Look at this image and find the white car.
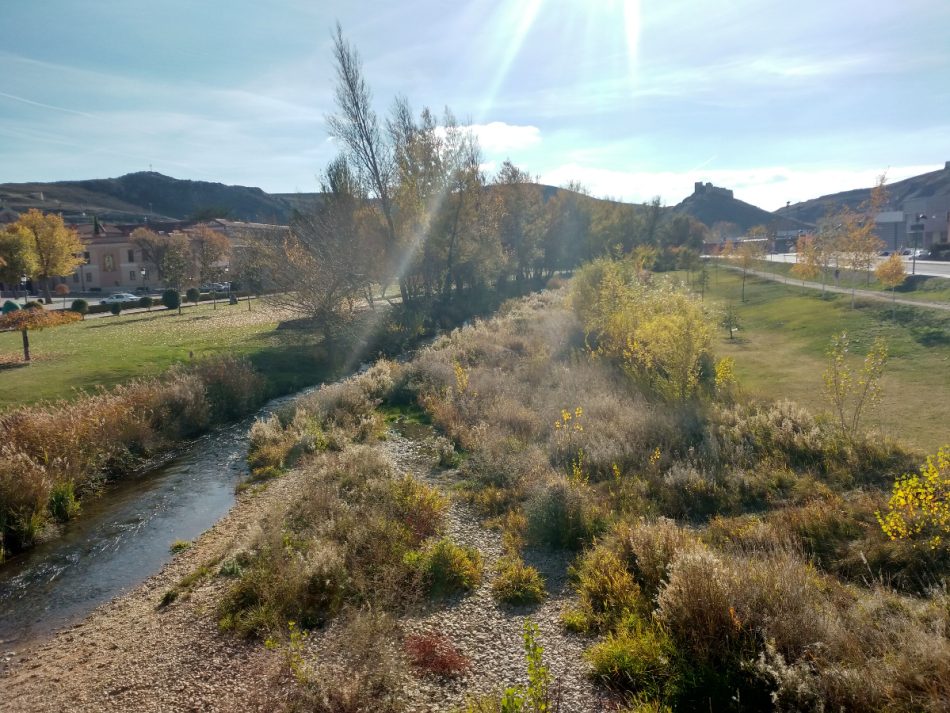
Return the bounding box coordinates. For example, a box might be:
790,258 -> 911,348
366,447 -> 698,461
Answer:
101,293 -> 140,305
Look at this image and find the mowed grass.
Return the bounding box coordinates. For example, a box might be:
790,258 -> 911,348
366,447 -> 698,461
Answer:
750,258 -> 950,303
0,301 -> 329,408
698,267 -> 950,452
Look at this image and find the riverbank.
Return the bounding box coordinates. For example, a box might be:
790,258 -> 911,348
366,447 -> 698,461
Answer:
0,458 -> 309,711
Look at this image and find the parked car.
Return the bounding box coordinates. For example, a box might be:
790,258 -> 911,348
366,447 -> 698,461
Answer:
879,249 -> 891,256
101,292 -> 140,305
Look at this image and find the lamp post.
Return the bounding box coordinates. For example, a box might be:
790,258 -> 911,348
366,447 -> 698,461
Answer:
20,275 -> 28,305
911,213 -> 927,276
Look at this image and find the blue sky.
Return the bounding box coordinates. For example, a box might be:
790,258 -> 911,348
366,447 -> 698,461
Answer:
1,0 -> 948,210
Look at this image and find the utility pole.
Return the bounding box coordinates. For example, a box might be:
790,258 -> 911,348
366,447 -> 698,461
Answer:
911,214 -> 927,276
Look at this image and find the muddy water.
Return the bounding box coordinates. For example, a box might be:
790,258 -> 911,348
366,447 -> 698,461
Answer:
0,393 -> 303,648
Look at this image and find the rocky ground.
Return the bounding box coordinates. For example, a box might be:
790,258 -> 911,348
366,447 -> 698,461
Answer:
1,422 -> 611,712
380,425 -> 610,712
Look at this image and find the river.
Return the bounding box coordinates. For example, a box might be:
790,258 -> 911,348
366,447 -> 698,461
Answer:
0,392 -> 303,648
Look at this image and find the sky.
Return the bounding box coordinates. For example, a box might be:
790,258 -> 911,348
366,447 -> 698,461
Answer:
1,0 -> 948,211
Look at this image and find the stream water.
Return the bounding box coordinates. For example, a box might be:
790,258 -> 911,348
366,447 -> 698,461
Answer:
0,392 -> 303,648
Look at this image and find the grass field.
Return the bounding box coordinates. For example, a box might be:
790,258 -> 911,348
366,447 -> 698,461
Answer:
0,301 -> 331,409
750,258 -> 950,303
696,267 -> 950,452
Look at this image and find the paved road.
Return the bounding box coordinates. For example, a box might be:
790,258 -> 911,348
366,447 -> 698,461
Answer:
766,253 -> 950,279
724,264 -> 950,312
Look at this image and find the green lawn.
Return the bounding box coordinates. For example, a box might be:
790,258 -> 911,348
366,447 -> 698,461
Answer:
695,267 -> 950,453
0,301 -> 330,408
750,259 -> 950,303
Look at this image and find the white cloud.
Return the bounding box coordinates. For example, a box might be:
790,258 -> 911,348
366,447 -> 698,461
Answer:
470,122 -> 541,153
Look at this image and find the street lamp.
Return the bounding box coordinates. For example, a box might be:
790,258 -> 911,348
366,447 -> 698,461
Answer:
20,275 -> 28,304
911,213 -> 927,276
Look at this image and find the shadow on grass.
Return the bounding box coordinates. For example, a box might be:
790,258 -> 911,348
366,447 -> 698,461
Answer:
0,360 -> 30,371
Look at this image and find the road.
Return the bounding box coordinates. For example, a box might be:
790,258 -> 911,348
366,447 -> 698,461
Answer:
766,253 -> 950,279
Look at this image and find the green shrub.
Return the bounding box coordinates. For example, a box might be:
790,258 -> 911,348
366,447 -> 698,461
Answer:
138,295 -> 153,310
491,556 -> 546,605
170,539 -> 191,553
23,300 -> 44,310
109,302 -> 122,316
186,287 -> 200,304
586,622 -> 679,698
564,541 -> 645,633
47,481 -> 80,522
406,537 -> 483,598
1,300 -> 19,314
69,298 -> 89,316
161,289 -> 180,310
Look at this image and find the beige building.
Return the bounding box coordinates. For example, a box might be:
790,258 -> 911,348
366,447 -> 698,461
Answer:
66,219 -> 263,293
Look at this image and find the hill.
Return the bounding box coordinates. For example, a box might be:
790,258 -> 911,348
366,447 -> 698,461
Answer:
671,181 -> 812,233
0,172 -> 297,224
777,162 -> 950,224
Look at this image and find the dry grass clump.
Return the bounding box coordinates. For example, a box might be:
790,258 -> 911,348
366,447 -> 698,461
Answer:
293,360 -> 394,442
283,610 -> 410,713
0,355 -> 263,559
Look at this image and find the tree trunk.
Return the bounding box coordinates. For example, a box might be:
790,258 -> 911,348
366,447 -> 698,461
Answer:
43,277 -> 53,304
21,329 -> 30,362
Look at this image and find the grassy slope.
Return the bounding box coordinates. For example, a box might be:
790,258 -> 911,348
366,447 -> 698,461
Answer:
0,301 -> 327,408
698,267 -> 950,452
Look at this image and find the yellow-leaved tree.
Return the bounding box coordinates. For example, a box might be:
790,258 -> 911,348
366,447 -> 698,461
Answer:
874,252 -> 906,312
571,258 -> 716,400
6,209 -> 84,304
790,233 -> 820,292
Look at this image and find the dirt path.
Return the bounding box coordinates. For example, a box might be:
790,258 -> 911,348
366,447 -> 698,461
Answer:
380,426 -> 609,712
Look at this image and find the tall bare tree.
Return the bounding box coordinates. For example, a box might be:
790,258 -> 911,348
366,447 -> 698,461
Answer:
327,24 -> 405,303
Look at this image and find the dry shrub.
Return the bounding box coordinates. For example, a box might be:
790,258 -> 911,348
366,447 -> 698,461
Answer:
187,355 -> 264,420
289,610 -> 409,713
404,631 -> 470,677
655,545 -> 950,711
613,519 -> 700,601
524,477 -> 605,550
710,399 -> 825,469
294,362 -> 393,442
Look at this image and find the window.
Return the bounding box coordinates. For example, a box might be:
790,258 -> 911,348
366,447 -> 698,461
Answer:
128,249 -> 135,262
86,273 -> 93,283
103,254 -> 114,271
83,251 -> 91,263
73,273 -> 79,283
130,270 -> 137,281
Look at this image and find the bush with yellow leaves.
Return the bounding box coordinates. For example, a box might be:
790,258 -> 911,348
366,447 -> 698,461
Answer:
877,446 -> 950,549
